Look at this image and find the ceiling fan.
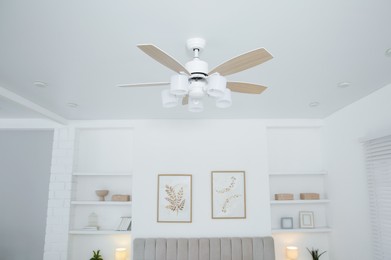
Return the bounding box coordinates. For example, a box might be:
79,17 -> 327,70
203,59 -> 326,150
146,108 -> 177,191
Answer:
118,38 -> 273,112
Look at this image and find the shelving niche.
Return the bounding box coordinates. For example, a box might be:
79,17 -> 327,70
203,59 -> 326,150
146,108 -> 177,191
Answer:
267,126 -> 331,260
269,171 -> 331,233
68,128 -> 133,260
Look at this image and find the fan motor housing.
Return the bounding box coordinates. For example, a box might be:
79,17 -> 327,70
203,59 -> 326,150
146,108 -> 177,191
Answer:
185,59 -> 209,75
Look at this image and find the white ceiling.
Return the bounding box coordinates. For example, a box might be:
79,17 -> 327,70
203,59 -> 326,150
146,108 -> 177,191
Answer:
0,0 -> 390,120
0,96 -> 44,118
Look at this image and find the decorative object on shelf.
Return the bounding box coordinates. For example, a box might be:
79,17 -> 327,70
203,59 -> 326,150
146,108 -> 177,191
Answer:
300,193 -> 320,200
95,190 -> 109,201
157,174 -> 192,223
307,247 -> 326,260
90,250 -> 103,260
115,248 -> 127,260
86,212 -> 99,230
281,217 -> 294,229
275,193 -> 294,200
112,194 -> 131,201
116,216 -> 132,231
211,171 -> 246,219
299,211 -> 314,228
286,246 -> 299,260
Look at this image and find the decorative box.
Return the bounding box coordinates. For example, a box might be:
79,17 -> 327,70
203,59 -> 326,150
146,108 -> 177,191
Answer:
274,193 -> 294,200
112,194 -> 131,201
300,193 -> 320,200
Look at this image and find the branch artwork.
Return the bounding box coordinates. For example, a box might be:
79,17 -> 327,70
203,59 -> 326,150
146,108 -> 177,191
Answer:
157,174 -> 192,223
215,176 -> 237,193
164,185 -> 185,215
212,171 -> 246,219
221,194 -> 241,213
215,177 -> 241,213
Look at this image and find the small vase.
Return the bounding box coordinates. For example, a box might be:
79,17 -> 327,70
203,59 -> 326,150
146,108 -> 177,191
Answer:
95,190 -> 109,201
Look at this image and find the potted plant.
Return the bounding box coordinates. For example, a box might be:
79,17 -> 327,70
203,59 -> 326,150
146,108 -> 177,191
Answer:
307,247 -> 326,260
90,250 -> 103,260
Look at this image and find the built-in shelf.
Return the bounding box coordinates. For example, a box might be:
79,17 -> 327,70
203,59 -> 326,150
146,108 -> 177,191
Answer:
272,227 -> 332,234
269,171 -> 327,176
73,172 -> 133,176
270,199 -> 330,205
71,201 -> 132,205
269,169 -> 331,235
69,230 -> 132,235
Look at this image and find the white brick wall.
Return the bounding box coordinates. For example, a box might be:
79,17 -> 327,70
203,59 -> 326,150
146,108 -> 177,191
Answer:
44,127 -> 75,260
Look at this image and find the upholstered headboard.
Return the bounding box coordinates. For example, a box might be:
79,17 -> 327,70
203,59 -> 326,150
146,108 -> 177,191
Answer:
133,237 -> 275,260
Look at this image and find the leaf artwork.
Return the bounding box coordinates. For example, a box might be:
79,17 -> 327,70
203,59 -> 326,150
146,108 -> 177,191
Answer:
215,177 -> 237,194
164,184 -> 186,215
221,194 -> 241,213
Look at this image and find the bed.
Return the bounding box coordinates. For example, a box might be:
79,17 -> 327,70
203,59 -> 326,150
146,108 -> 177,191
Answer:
133,237 -> 275,260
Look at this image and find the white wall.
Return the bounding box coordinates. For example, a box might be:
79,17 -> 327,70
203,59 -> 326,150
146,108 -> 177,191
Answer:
0,130 -> 53,260
131,119 -> 271,237
5,109 -> 385,260
324,83 -> 391,260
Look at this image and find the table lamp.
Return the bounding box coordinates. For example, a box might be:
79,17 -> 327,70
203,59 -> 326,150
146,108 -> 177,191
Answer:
115,248 -> 127,260
286,246 -> 299,260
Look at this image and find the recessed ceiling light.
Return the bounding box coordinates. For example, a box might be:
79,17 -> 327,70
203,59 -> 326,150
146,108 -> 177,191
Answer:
386,48 -> 391,57
338,82 -> 351,88
67,103 -> 78,108
33,81 -> 48,88
309,102 -> 320,107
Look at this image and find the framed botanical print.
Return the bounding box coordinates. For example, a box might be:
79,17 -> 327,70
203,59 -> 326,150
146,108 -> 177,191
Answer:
157,174 -> 192,223
299,211 -> 314,228
211,171 -> 246,219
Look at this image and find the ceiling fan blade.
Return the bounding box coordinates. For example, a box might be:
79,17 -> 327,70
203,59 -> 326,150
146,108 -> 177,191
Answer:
182,95 -> 189,105
209,48 -> 273,76
226,82 -> 267,94
138,44 -> 190,75
117,82 -> 169,88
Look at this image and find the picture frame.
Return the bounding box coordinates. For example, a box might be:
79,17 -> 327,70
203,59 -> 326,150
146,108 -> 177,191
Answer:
157,174 -> 192,223
299,211 -> 314,228
211,171 -> 246,219
281,217 -> 294,229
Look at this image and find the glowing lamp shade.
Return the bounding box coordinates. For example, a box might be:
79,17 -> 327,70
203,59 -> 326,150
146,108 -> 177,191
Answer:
115,248 -> 127,260
170,74 -> 188,96
216,88 -> 232,108
188,97 -> 203,112
207,73 -> 227,98
286,246 -> 299,260
161,89 -> 178,108
189,81 -> 205,98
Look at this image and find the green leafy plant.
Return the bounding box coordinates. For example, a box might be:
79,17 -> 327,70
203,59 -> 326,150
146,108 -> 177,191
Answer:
307,248 -> 326,260
90,250 -> 103,260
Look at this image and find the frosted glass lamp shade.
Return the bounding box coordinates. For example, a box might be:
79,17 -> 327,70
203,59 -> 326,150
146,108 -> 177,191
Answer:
216,88 -> 232,108
161,89 -> 178,108
188,97 -> 203,112
286,246 -> 299,260
115,248 -> 127,260
170,74 -> 188,96
189,80 -> 205,98
207,73 -> 227,98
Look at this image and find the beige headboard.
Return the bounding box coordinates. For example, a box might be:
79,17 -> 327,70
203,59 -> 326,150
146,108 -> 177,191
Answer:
133,237 -> 275,260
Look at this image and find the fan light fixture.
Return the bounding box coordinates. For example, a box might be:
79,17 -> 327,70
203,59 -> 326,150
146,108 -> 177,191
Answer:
118,37 -> 273,113
162,72 -> 229,112
161,89 -> 178,108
